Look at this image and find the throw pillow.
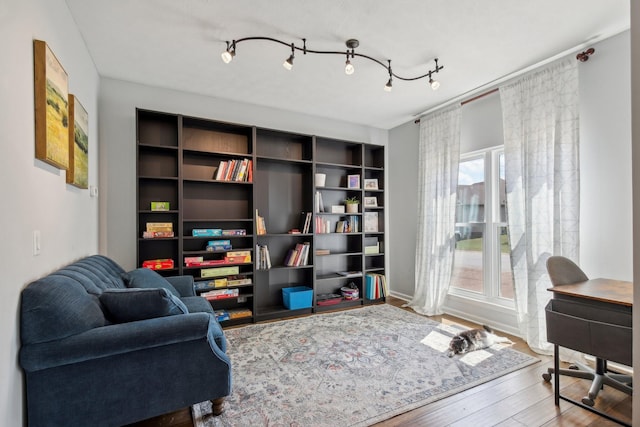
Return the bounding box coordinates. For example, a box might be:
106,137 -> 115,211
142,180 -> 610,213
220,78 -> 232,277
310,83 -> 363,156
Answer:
122,268 -> 179,296
100,288 -> 189,323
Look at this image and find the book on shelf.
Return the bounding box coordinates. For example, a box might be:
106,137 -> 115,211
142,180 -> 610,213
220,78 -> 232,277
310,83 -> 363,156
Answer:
315,216 -> 331,234
283,242 -> 310,267
214,310 -> 230,322
365,273 -> 388,299
256,209 -> 267,235
256,244 -> 272,270
185,259 -> 227,267
314,191 -> 324,213
315,248 -> 330,256
299,211 -> 312,234
215,158 -> 252,182
227,275 -> 252,286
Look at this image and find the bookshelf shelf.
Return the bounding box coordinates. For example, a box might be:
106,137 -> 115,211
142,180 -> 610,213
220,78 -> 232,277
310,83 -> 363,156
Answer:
137,109 -> 385,326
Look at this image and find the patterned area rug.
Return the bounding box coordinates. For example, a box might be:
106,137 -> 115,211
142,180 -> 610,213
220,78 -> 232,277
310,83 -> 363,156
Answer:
192,304 -> 538,427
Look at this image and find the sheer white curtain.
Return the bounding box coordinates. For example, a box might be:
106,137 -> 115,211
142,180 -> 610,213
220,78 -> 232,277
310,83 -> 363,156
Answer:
500,59 -> 580,354
406,106 -> 461,316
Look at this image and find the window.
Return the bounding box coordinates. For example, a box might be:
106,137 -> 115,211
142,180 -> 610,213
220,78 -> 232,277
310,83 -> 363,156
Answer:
450,147 -> 513,306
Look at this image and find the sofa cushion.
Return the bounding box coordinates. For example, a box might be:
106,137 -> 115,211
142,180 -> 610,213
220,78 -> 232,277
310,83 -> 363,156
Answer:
122,268 -> 179,296
21,278 -> 107,345
100,288 -> 188,323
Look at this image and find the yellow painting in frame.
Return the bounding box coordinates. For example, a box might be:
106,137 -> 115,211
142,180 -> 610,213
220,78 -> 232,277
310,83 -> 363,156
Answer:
34,40 -> 69,170
67,95 -> 89,188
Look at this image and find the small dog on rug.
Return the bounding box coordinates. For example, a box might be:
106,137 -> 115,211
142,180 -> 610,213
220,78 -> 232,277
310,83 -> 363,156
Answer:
447,325 -> 513,357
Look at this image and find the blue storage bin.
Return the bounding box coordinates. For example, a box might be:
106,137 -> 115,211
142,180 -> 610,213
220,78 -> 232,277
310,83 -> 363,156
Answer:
282,286 -> 313,310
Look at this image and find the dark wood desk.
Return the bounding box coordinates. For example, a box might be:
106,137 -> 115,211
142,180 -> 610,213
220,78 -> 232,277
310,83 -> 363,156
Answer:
546,278 -> 632,426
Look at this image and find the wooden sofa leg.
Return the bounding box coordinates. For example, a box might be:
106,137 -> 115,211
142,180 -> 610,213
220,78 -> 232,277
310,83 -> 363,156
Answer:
211,397 -> 225,416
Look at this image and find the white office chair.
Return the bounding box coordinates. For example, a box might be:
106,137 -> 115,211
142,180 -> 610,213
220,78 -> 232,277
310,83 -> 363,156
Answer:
543,255 -> 632,406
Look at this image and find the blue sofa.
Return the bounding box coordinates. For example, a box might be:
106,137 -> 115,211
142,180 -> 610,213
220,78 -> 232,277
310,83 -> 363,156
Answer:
19,255 -> 231,427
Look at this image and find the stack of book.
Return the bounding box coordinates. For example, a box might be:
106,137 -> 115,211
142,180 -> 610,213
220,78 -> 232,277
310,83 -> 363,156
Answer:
283,242 -> 311,267
214,158 -> 252,182
143,222 -> 174,238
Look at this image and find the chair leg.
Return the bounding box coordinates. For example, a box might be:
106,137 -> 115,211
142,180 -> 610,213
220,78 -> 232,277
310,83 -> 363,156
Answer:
211,397 -> 225,416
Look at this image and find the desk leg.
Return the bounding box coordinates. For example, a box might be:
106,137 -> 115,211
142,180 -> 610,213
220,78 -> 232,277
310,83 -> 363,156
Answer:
554,344 -> 560,405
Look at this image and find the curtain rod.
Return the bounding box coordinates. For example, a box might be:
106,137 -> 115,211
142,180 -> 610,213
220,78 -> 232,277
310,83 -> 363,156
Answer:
413,26 -> 629,124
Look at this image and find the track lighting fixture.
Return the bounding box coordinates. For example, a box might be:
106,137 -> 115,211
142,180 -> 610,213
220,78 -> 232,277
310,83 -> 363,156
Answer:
283,43 -> 295,70
220,37 -> 444,92
221,41 -> 235,63
384,60 -> 393,92
345,59 -> 354,75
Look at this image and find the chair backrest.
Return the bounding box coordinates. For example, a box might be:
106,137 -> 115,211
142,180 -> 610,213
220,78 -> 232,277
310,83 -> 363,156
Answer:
546,256 -> 588,286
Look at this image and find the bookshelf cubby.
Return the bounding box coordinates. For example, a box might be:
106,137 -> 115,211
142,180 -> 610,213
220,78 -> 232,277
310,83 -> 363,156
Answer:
136,109 -> 386,325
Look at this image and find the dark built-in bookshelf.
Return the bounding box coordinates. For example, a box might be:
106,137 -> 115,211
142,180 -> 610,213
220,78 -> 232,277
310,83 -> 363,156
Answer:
136,109 -> 386,325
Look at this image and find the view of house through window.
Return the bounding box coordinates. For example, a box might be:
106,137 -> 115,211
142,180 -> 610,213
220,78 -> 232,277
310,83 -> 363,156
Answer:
450,148 -> 514,304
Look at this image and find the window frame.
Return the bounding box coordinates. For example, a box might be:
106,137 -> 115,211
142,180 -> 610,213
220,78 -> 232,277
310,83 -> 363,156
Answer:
449,145 -> 514,309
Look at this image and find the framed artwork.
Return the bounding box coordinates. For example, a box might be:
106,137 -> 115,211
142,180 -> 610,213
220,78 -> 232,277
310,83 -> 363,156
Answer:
364,212 -> 379,232
364,178 -> 379,190
66,95 -> 89,188
347,174 -> 360,189
34,40 -> 69,170
364,196 -> 378,207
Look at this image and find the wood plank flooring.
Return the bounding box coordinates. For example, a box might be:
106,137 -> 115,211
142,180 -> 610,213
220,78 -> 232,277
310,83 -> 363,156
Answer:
129,297 -> 631,427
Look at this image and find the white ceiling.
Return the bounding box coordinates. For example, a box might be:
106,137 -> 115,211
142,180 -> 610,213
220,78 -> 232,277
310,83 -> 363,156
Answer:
65,0 -> 629,129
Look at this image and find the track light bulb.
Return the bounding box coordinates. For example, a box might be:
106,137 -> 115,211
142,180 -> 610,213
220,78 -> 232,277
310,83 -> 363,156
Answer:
283,54 -> 294,70
345,59 -> 354,75
429,78 -> 440,90
384,78 -> 392,92
221,49 -> 235,64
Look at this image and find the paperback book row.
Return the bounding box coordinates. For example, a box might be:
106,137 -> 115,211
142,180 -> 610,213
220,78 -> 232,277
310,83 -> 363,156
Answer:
283,242 -> 311,267
365,273 -> 388,300
315,215 -> 360,234
214,158 -> 252,182
255,244 -> 272,270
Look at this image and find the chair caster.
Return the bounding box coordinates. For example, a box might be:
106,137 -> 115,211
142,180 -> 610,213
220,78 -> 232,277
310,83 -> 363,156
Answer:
581,396 -> 595,406
542,372 -> 552,382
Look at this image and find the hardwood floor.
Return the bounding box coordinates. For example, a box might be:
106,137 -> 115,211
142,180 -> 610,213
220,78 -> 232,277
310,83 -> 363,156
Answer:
130,297 -> 632,427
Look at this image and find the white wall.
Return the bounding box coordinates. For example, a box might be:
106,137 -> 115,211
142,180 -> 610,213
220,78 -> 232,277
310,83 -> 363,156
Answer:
99,78 -> 388,269
0,0 -> 100,425
579,31 -> 632,280
388,31 -> 632,327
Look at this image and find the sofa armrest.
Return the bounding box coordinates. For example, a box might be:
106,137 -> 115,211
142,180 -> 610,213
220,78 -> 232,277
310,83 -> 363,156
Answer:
20,312 -> 229,372
165,275 -> 195,297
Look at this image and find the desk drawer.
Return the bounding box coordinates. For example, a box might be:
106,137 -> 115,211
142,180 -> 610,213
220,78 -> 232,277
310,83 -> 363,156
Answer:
545,299 -> 632,366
